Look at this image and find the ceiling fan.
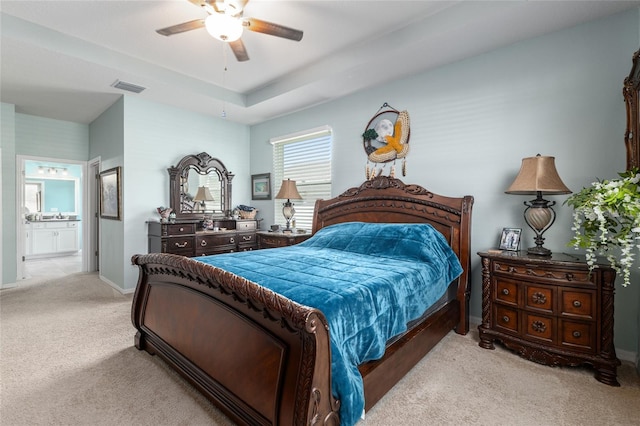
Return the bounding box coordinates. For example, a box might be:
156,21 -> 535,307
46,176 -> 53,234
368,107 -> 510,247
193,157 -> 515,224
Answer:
156,0 -> 303,62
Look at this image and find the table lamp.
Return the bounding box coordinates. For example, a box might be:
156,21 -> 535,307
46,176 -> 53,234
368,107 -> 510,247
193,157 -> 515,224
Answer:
505,154 -> 571,256
275,179 -> 302,231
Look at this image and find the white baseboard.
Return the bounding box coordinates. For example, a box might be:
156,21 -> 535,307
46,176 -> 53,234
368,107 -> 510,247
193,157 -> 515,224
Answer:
99,274 -> 135,295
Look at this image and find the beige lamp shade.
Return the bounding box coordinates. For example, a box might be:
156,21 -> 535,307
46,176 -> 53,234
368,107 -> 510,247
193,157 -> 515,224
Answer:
275,179 -> 302,200
505,155 -> 571,195
193,186 -> 215,202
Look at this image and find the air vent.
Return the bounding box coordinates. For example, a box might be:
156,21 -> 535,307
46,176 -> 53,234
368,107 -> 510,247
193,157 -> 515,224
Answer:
111,80 -> 146,94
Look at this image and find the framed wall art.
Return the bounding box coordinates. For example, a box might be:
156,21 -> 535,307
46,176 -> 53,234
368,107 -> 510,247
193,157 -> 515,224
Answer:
499,227 -> 522,251
100,166 -> 122,220
251,173 -> 271,200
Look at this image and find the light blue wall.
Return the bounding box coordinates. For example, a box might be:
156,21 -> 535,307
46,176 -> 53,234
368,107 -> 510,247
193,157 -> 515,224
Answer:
89,98 -> 125,288
15,114 -> 89,161
121,96 -> 250,291
250,11 -> 640,355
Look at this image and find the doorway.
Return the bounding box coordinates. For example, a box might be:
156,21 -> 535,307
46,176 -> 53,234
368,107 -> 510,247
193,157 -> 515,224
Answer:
17,155 -> 98,282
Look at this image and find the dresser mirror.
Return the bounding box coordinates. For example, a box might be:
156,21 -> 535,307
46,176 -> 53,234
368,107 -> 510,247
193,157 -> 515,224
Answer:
168,152 -> 234,220
623,48 -> 640,170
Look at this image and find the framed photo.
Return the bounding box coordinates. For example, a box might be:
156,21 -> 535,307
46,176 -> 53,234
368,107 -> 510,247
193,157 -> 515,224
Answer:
99,167 -> 122,220
499,227 -> 522,251
251,173 -> 271,200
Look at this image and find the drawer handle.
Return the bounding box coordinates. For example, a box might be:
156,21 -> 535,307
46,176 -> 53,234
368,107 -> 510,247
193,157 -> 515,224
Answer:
532,292 -> 547,304
501,288 -> 510,295
179,227 -> 184,232
573,331 -> 582,338
532,320 -> 547,333
242,235 -> 252,241
200,240 -> 207,247
502,316 -> 510,323
573,300 -> 582,308
175,241 -> 188,248
230,237 -> 235,244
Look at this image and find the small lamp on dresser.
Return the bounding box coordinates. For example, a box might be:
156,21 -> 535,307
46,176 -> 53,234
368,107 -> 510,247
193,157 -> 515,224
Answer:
275,179 -> 302,231
505,154 -> 571,256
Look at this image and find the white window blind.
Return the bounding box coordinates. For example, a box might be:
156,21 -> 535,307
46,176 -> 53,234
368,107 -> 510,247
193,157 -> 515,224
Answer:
272,126 -> 332,231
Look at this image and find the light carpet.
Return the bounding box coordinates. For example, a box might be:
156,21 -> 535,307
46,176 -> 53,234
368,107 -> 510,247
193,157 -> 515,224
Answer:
1,273 -> 638,425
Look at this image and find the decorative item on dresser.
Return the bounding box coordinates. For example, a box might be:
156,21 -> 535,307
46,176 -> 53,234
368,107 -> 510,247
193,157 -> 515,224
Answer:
256,230 -> 311,249
477,250 -> 620,386
623,47 -> 640,171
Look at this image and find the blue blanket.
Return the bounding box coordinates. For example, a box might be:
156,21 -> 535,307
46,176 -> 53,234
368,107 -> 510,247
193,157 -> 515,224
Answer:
196,222 -> 462,425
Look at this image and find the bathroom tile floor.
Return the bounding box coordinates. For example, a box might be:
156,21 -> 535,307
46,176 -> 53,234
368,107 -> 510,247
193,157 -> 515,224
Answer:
22,253 -> 83,282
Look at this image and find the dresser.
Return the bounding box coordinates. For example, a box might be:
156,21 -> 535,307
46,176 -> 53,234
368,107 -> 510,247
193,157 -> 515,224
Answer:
477,251 -> 620,386
148,219 -> 258,257
256,231 -> 312,249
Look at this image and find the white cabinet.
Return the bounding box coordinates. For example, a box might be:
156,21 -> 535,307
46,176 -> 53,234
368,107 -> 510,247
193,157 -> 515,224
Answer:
26,221 -> 79,257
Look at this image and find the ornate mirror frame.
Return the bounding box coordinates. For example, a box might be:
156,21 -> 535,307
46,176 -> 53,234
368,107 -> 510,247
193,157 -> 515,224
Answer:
623,48 -> 640,171
168,152 -> 234,220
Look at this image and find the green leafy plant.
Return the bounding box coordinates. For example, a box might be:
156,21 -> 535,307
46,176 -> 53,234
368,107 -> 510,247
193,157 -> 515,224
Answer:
564,168 -> 640,286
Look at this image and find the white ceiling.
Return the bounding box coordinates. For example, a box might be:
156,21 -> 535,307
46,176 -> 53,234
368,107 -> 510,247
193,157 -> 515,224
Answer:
2,0 -> 639,125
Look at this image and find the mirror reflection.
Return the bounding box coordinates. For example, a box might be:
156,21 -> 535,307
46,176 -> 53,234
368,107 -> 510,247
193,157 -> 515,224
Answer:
168,152 -> 234,220
180,165 -> 223,213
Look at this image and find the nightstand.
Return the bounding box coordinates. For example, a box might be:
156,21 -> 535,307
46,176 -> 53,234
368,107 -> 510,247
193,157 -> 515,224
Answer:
477,250 -> 620,386
256,231 -> 312,249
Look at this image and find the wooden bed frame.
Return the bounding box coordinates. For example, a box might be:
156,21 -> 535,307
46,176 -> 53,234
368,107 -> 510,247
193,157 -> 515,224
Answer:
131,176 -> 473,425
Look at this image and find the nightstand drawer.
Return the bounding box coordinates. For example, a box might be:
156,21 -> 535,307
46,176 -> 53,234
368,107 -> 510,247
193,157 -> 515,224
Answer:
524,284 -> 554,314
492,260 -> 594,287
523,313 -> 555,344
560,289 -> 595,319
493,305 -> 518,333
559,319 -> 595,352
494,278 -> 518,305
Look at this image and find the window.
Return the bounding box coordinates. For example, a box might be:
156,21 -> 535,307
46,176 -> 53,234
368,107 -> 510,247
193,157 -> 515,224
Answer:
271,126 -> 332,231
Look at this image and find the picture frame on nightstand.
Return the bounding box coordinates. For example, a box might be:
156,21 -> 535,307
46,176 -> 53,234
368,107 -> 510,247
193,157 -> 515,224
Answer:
499,227 -> 521,251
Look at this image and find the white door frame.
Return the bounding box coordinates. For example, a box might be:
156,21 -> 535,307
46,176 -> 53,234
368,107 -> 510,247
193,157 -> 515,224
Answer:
86,157 -> 100,272
16,155 -> 91,279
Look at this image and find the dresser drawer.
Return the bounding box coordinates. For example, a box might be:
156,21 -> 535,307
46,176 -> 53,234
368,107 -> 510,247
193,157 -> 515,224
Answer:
236,220 -> 257,231
559,319 -> 595,352
560,289 -> 596,319
162,237 -> 195,256
237,232 -> 257,248
165,223 -> 196,236
197,233 -> 236,248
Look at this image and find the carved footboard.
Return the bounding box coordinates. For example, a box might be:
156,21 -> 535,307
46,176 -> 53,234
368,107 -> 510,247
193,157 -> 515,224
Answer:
131,253 -> 340,426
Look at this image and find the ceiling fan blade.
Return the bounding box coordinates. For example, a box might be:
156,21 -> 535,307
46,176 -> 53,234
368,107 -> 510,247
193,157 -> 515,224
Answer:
229,39 -> 249,62
156,19 -> 205,36
243,18 -> 303,41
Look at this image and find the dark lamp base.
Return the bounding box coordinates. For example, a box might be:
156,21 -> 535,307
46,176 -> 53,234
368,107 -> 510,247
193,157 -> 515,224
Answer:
527,246 -> 552,256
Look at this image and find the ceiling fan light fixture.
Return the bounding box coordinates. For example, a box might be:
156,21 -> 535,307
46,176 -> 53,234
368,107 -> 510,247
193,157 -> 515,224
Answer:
205,13 -> 243,42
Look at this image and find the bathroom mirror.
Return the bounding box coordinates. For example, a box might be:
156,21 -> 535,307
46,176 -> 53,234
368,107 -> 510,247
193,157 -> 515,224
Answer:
168,152 -> 234,220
